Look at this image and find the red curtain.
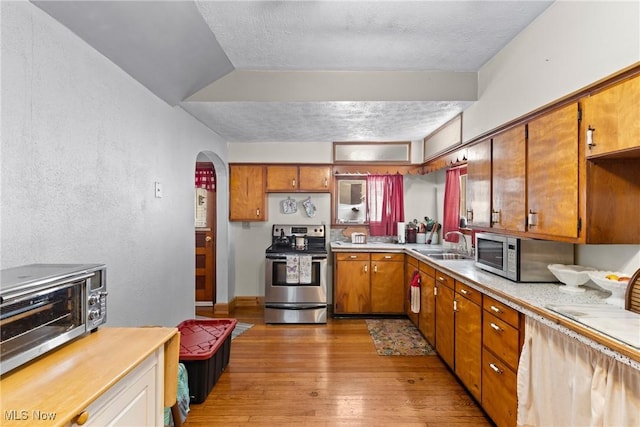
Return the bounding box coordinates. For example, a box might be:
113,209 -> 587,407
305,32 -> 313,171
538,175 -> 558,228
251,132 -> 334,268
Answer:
195,167 -> 215,190
443,168 -> 461,242
367,174 -> 405,236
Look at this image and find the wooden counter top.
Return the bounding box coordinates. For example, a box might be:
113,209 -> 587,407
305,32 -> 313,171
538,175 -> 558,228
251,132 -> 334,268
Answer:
0,327 -> 179,427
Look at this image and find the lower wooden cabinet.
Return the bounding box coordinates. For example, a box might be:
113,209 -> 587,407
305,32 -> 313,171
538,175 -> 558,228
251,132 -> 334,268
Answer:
418,262 -> 436,346
481,295 -> 523,427
434,270 -> 455,369
454,282 -> 482,402
334,252 -> 404,315
405,256 -> 420,325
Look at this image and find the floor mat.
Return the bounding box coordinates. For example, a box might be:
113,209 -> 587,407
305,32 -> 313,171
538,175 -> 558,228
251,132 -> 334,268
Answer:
231,322 -> 254,340
365,318 -> 436,356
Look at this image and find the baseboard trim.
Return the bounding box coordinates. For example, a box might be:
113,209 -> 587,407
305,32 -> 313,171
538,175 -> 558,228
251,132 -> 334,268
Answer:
235,296 -> 264,307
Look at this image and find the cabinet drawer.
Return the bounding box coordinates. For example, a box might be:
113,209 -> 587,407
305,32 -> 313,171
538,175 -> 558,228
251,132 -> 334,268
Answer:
418,262 -> 435,278
371,253 -> 404,262
482,348 -> 517,427
406,256 -> 419,268
434,270 -> 455,290
336,253 -> 370,261
455,282 -> 482,305
483,296 -> 520,328
483,313 -> 520,370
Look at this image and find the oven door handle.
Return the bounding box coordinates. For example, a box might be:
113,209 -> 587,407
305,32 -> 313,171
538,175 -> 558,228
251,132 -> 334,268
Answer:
0,276 -> 90,305
266,255 -> 328,260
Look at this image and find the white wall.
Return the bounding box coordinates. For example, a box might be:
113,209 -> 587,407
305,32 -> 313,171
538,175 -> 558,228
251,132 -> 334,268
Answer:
460,0 -> 640,274
1,2 -> 230,327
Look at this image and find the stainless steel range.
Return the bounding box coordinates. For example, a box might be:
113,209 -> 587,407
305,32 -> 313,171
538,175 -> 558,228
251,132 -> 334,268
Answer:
264,224 -> 328,324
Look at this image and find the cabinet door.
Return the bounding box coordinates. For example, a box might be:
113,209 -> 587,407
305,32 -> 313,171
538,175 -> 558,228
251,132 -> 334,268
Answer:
371,254 -> 404,313
266,165 -> 299,192
482,348 -> 517,427
583,74 -> 640,158
229,165 -> 266,221
466,138 -> 492,228
454,291 -> 482,402
299,165 -> 332,191
334,255 -> 370,314
435,281 -> 454,369
527,103 -> 580,238
405,256 -> 419,325
419,266 -> 436,346
492,126 -> 526,232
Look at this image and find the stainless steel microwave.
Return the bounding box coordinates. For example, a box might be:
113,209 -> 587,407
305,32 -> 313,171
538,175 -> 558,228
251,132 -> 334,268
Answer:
474,232 -> 574,282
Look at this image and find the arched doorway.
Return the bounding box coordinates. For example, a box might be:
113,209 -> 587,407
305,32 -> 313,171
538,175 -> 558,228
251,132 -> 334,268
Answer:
194,154 -> 217,305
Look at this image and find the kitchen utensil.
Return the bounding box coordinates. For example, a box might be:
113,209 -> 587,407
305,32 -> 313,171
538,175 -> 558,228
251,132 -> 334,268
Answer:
427,222 -> 438,244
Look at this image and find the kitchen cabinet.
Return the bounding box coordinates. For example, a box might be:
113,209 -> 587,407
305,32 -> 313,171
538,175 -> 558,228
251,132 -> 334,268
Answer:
418,261 -> 436,346
434,270 -> 455,369
229,164 -> 267,221
370,253 -> 405,313
491,126 -> 526,232
527,103 -> 580,239
482,296 -> 523,427
465,138 -> 492,228
582,73 -> 640,158
334,252 -> 370,314
454,282 -> 482,402
72,350 -> 162,426
334,252 -> 404,315
266,165 -> 332,192
405,256 -> 420,325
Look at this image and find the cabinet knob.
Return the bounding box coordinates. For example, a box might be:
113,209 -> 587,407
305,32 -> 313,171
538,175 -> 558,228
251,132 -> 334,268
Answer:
75,411 -> 89,425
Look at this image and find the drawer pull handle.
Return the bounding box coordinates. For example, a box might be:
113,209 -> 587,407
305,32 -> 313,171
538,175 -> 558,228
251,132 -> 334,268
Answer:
364,265 -> 368,273
349,255 -> 358,259
460,288 -> 469,295
490,305 -> 503,314
374,265 -> 378,273
490,322 -> 503,332
489,363 -> 503,374
384,255 -> 392,259
438,276 -> 445,282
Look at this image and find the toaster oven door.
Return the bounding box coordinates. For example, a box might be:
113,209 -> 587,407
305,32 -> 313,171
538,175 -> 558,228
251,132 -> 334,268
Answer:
0,280 -> 86,375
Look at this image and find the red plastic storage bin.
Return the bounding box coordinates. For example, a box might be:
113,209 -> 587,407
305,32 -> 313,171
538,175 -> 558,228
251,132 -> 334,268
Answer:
177,318 -> 237,403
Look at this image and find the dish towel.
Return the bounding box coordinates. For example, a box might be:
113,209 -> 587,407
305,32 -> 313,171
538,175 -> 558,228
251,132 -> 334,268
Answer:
299,255 -> 313,284
410,270 -> 421,313
286,255 -> 300,284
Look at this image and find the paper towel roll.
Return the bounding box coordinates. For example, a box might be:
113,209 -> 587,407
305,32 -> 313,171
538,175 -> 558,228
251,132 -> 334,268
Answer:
397,222 -> 406,244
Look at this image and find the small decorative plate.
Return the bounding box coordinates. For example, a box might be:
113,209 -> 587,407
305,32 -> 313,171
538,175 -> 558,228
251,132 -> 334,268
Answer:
302,197 -> 316,217
281,197 -> 297,214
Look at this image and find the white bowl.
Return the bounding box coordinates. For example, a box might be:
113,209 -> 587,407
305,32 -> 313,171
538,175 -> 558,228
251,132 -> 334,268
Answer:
548,264 -> 595,294
588,271 -> 631,308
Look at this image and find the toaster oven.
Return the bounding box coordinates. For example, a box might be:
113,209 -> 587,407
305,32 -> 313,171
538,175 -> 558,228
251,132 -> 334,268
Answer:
0,263 -> 107,375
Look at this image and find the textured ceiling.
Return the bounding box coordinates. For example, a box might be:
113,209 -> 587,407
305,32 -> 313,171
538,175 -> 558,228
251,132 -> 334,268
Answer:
31,1 -> 554,144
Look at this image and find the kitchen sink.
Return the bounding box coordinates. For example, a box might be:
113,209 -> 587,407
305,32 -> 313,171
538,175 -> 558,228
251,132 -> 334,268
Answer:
412,248 -> 472,260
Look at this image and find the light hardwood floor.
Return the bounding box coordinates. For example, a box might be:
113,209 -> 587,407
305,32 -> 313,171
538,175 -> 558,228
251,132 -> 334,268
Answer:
185,306 -> 491,427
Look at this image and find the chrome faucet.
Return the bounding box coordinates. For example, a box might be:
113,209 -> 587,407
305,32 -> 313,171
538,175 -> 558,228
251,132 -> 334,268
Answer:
444,231 -> 469,255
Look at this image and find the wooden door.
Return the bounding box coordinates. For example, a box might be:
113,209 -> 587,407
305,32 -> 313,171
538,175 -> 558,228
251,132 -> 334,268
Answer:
229,165 -> 266,221
405,256 -> 419,325
454,284 -> 482,402
299,165 -> 332,191
466,138 -> 492,228
527,103 -> 579,238
419,262 -> 436,346
583,74 -> 640,158
435,274 -> 455,369
370,254 -> 404,313
266,165 -> 299,192
492,126 -> 526,232
195,167 -> 216,302
334,253 -> 371,314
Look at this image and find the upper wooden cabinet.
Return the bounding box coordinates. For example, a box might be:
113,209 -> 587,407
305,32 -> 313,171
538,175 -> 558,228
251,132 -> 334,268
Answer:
582,74 -> 640,158
526,103 -> 580,239
491,126 -> 526,232
229,164 -> 267,221
266,165 -> 332,192
465,138 -> 492,228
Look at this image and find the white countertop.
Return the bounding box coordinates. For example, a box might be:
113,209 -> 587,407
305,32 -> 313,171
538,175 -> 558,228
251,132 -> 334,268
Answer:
330,241 -> 640,367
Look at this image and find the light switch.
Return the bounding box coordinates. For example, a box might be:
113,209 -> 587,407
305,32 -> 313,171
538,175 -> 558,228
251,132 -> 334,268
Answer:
155,181 -> 162,198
